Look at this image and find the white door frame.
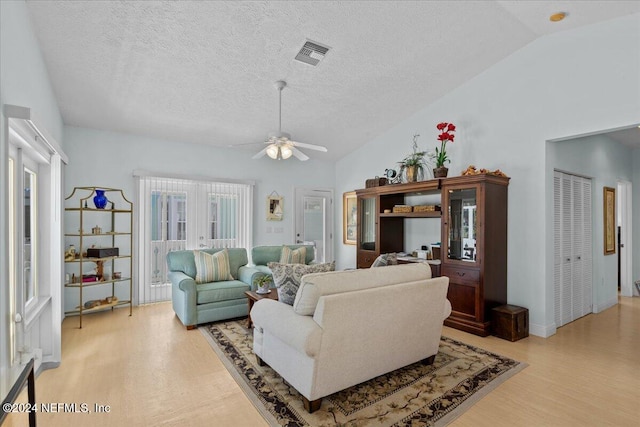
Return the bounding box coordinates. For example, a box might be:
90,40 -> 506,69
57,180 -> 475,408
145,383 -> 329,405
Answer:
617,180 -> 633,297
294,188 -> 334,263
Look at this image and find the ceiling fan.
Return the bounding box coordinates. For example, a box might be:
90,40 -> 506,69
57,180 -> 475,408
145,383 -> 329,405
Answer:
252,80 -> 328,161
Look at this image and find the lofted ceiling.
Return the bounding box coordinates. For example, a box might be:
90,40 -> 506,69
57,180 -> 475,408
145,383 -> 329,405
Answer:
24,1 -> 640,161
606,126 -> 640,148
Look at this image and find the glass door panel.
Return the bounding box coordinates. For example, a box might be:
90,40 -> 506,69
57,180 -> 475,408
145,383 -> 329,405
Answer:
150,190 -> 188,286
294,189 -> 333,263
447,188 -> 477,263
302,196 -> 325,262
359,197 -> 376,251
205,192 -> 238,248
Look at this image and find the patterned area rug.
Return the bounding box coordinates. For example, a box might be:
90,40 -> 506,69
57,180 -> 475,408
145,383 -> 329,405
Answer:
200,320 -> 525,426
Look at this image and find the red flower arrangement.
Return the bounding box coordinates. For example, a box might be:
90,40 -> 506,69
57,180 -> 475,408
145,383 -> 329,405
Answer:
435,122 -> 456,168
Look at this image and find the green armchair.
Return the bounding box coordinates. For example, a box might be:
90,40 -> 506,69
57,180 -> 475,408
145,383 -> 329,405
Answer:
167,248 -> 251,329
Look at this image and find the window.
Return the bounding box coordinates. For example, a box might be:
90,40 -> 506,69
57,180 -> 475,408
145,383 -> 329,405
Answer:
8,158 -> 15,364
23,166 -> 38,305
9,148 -> 41,316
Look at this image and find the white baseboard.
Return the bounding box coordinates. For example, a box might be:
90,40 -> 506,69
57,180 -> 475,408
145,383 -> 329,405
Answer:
594,296 -> 617,313
529,322 -> 556,338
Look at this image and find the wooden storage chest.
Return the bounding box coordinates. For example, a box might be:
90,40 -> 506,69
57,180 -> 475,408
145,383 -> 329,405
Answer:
492,305 -> 529,341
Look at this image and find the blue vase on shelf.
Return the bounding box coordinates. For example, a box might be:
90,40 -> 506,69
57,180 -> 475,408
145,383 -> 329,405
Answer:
93,189 -> 108,209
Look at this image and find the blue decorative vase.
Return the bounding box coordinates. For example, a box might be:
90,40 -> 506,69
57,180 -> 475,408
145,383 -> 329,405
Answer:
93,189 -> 108,209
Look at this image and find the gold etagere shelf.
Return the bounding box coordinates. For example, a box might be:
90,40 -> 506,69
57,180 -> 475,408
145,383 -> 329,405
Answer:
64,187 -> 133,328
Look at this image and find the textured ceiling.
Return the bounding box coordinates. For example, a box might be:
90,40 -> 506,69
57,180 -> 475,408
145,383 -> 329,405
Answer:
25,1 -> 640,161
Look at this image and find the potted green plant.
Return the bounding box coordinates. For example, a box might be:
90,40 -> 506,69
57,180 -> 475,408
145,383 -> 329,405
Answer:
433,122 -> 456,177
254,274 -> 273,294
399,134 -> 429,182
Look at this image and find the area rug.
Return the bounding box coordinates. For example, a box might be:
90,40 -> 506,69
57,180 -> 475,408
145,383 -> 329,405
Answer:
200,320 -> 526,426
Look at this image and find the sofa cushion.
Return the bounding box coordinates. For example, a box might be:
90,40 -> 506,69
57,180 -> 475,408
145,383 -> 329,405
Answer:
279,246 -> 307,264
166,248 -> 248,280
371,252 -> 398,267
293,263 -> 432,315
268,262 -> 336,305
252,245 -> 314,266
194,249 -> 234,284
196,280 -> 250,304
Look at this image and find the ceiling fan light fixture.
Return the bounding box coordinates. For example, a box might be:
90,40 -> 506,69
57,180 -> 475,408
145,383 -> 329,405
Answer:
280,145 -> 293,159
266,144 -> 280,159
250,80 -> 326,161
265,143 -> 293,160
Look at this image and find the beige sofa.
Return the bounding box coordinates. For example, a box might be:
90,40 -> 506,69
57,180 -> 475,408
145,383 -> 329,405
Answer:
250,263 -> 451,413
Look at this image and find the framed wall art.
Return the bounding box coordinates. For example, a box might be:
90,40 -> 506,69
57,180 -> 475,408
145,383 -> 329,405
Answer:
603,186 -> 616,255
343,191 -> 357,245
267,193 -> 283,221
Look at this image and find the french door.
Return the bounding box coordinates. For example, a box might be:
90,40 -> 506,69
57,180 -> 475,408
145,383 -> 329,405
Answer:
137,176 -> 253,304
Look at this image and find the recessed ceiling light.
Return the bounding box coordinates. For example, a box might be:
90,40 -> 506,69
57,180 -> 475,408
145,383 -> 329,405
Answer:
550,12 -> 567,22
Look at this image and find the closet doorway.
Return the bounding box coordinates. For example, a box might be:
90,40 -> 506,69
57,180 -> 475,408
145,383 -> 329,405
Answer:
553,171 -> 593,327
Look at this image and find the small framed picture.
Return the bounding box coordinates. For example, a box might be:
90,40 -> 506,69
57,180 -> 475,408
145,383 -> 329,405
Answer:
267,196 -> 283,221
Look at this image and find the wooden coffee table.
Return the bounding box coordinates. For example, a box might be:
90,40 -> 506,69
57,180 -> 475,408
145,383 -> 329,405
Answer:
245,289 -> 278,328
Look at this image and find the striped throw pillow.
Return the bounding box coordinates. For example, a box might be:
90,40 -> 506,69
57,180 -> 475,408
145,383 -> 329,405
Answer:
279,246 -> 307,264
193,249 -> 234,283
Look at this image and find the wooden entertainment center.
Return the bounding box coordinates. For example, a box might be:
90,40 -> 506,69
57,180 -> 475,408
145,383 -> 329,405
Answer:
355,174 -> 509,336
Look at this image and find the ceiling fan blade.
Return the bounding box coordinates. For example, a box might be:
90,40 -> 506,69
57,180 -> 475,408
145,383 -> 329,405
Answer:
291,147 -> 309,161
228,141 -> 268,148
252,147 -> 268,159
290,140 -> 328,152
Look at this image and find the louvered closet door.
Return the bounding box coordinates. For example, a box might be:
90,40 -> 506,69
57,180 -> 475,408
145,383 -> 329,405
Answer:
554,171 -> 593,328
571,177 -> 585,318
578,177 -> 593,316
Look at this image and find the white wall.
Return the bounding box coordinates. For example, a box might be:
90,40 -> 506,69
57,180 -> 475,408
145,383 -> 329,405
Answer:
62,126 -> 335,308
0,0 -> 65,380
548,134 -> 635,312
335,14 -> 640,337
0,1 -> 63,142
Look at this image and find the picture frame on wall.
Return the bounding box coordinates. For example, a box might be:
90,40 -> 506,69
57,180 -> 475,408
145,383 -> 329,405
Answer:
343,191 -> 357,245
603,186 -> 616,255
267,195 -> 283,221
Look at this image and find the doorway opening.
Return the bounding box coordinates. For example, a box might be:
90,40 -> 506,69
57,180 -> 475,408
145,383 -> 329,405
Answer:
617,180 -> 633,297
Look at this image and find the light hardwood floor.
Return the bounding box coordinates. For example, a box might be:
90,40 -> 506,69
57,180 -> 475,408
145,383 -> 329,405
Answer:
5,296 -> 639,426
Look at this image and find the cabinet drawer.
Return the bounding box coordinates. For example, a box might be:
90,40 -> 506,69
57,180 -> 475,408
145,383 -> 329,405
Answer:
357,251 -> 377,268
442,266 -> 480,284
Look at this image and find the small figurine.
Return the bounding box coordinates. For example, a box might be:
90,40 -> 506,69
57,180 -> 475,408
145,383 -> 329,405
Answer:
64,245 -> 76,261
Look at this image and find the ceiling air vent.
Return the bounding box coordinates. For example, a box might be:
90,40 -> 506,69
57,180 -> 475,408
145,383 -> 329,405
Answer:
294,40 -> 330,66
